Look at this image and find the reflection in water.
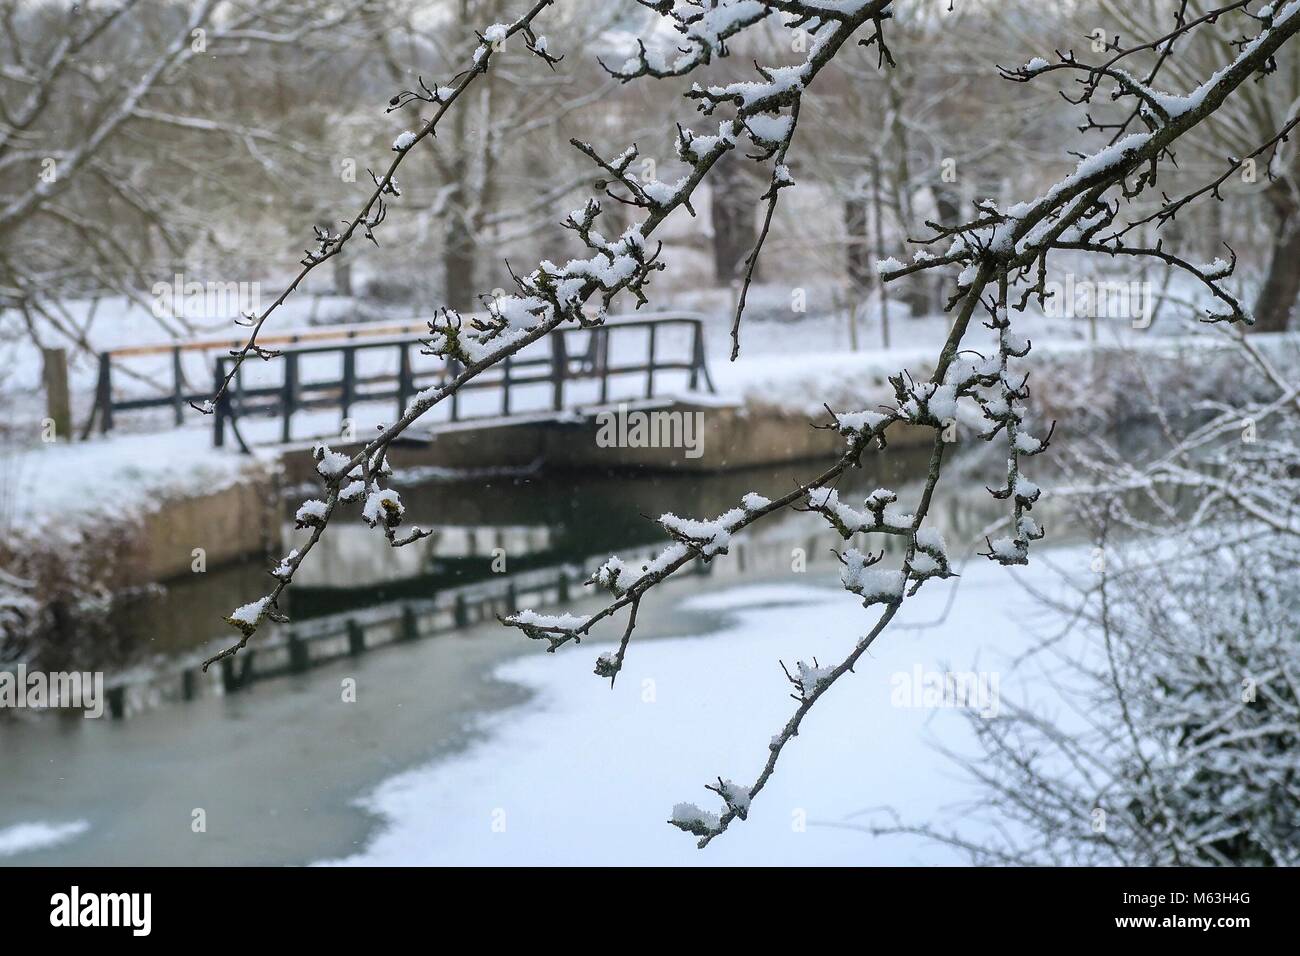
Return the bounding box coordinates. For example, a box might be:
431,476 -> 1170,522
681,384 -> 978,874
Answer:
206,445 -> 950,637
39,438 -> 1102,697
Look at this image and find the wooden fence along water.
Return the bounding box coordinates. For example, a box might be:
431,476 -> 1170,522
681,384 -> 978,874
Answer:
102,549 -> 715,719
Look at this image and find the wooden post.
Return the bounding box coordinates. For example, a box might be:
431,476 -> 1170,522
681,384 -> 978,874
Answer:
171,346 -> 185,426
645,323 -> 657,399
688,323 -> 702,392
41,348 -> 71,441
288,632 -> 309,673
92,352 -> 114,435
220,657 -> 239,694
106,686 -> 126,720
340,347 -> 356,422
843,285 -> 860,353
400,605 -> 419,642
501,354 -> 512,416
453,592 -> 469,628
347,619 -> 365,656
598,327 -> 610,405
396,342 -> 413,419
448,357 -> 461,422
281,352 -> 298,444
550,334 -> 567,411
212,360 -> 226,448
871,154 -> 891,352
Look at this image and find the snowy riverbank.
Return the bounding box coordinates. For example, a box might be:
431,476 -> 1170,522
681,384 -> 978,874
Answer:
321,556 -> 1081,866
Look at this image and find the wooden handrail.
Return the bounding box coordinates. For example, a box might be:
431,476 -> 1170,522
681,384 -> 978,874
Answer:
102,310 -> 711,359
103,318 -> 441,359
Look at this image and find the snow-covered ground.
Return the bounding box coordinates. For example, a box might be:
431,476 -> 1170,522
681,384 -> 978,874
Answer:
0,819 -> 89,858
0,427 -> 271,535
320,554 -> 1077,866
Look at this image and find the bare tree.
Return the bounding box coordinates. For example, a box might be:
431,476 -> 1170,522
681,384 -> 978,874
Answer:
795,0 -> 1072,316
1093,0 -> 1300,331
359,0 -> 629,311
0,0 -> 375,350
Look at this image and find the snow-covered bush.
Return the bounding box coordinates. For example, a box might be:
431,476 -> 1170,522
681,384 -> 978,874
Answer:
907,528 -> 1300,866
900,321 -> 1300,864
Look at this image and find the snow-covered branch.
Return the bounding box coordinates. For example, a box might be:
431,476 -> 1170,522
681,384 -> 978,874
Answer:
203,0 -> 1300,850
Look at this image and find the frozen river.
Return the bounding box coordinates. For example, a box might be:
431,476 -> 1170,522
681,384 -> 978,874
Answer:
0,540 -> 1079,865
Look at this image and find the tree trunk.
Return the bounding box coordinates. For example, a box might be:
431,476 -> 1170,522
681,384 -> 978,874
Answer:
1251,189 -> 1299,333
711,153 -> 756,283
333,258 -> 353,298
844,197 -> 871,293
926,185 -> 964,312
933,185 -> 961,228
443,208 -> 478,312
885,78 -> 929,317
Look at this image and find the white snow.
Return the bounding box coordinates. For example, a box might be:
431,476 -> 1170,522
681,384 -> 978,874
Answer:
227,596 -> 269,627
671,802 -> 720,831
907,551 -> 940,575
319,557 -> 1069,866
508,609 -> 589,631
0,819 -> 89,858
361,487 -> 403,527
794,659 -> 837,695
839,549 -> 905,604
660,506 -> 746,555
745,113 -> 793,144
313,445 -> 354,479
834,410 -> 890,435
0,427 -> 268,534
272,549 -> 299,578
915,527 -> 947,557
989,537 -> 1026,562
594,541 -> 692,594
295,498 -> 329,525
